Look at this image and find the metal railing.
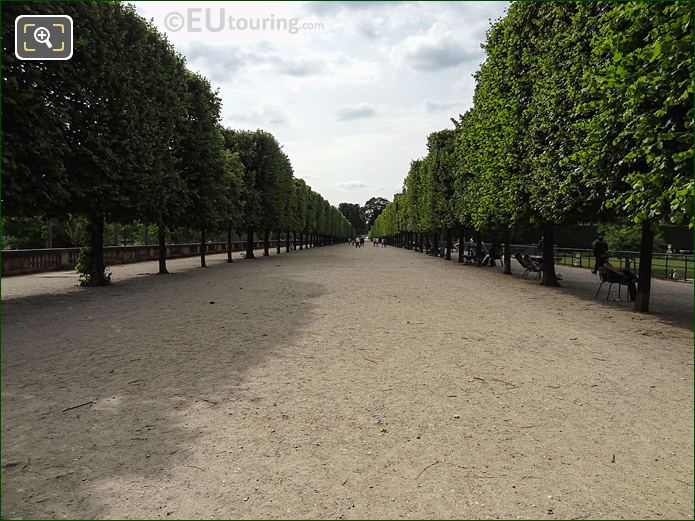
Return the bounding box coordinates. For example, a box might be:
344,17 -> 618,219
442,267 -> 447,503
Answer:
438,242 -> 693,282
553,247 -> 693,282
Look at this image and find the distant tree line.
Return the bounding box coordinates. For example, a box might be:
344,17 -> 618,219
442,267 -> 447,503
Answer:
2,2 -> 352,284
338,197 -> 390,236
370,2 -> 693,312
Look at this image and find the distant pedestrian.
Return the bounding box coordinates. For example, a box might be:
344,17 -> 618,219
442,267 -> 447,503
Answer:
591,235 -> 609,274
355,237 -> 361,248
382,238 -> 387,247
360,237 -> 365,247
373,237 -> 378,247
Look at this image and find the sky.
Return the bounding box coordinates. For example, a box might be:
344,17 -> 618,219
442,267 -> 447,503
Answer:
134,1 -> 509,207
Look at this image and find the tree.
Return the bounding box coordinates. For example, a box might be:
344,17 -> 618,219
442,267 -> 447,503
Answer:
581,2 -> 693,311
363,197 -> 390,227
597,223 -> 666,253
131,18 -> 189,275
426,129 -> 458,259
59,3 -> 175,285
291,178 -> 309,249
222,130 -> 262,258
177,72 -> 230,268
2,2 -> 70,219
338,203 -> 366,235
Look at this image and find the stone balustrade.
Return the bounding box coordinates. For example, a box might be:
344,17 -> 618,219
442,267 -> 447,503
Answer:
1,241 -> 268,276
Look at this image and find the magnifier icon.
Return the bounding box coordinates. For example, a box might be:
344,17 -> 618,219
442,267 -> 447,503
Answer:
33,26 -> 52,49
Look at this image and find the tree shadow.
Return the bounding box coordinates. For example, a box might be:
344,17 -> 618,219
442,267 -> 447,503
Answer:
454,258 -> 693,332
1,258 -> 326,518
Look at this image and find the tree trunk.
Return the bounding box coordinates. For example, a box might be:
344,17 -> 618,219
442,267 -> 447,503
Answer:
113,222 -> 120,247
458,226 -> 464,263
634,220 -> 654,312
299,232 -> 304,250
276,230 -> 281,254
143,218 -> 149,246
227,228 -> 233,263
541,221 -> 559,286
475,230 -> 483,266
503,226 -> 512,274
46,218 -> 53,248
200,229 -> 207,268
445,228 -> 453,260
263,230 -> 270,256
293,232 -> 297,250
285,230 -> 290,252
246,228 -> 256,258
88,213 -> 107,285
158,224 -> 168,274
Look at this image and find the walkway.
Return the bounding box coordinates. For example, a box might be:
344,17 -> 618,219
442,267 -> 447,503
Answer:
2,244 -> 692,518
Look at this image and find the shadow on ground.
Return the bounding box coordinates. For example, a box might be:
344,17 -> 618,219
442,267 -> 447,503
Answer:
1,256 -> 326,518
410,251 -> 693,332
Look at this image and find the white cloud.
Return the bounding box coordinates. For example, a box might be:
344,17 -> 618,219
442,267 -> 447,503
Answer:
335,103 -> 377,122
225,105 -> 287,128
423,99 -> 461,113
393,22 -> 482,72
134,1 -> 509,205
337,181 -> 370,190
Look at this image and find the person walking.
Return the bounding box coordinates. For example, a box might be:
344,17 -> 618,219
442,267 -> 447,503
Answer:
592,235 -> 609,274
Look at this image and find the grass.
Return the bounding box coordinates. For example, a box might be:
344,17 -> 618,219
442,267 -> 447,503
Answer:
556,254 -> 693,281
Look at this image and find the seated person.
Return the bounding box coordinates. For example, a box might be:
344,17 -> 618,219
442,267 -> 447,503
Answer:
524,253 -> 542,269
515,252 -> 541,271
600,259 -> 637,301
483,242 -> 502,266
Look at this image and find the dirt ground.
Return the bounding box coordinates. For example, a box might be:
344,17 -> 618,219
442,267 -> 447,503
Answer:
2,244 -> 693,519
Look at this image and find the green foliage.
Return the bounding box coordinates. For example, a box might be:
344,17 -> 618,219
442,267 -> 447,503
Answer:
597,223 -> 666,253
338,203 -> 366,235
374,1 -> 692,248
363,197 -> 390,227
580,2 -> 693,226
3,2 -> 348,282
75,247 -> 111,286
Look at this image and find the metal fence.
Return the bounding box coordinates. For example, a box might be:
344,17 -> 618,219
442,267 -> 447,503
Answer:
448,242 -> 693,282
554,247 -> 693,282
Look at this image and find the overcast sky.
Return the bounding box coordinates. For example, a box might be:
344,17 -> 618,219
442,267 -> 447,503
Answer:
134,1 -> 508,207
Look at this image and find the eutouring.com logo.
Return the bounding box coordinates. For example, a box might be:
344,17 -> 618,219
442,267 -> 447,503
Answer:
163,9 -> 324,34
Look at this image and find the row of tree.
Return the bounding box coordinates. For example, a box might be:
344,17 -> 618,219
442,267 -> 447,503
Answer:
370,2 -> 693,312
2,2 -> 352,284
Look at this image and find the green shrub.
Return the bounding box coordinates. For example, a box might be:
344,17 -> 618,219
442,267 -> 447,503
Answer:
75,246 -> 111,286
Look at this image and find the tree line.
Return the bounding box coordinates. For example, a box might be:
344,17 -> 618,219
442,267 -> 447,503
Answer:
370,2 -> 693,312
338,197 -> 390,236
2,2 -> 352,285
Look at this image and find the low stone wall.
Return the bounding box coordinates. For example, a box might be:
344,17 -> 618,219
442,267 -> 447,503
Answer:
1,241 -> 268,276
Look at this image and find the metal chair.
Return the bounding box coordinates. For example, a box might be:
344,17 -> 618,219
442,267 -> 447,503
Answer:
595,268 -> 628,300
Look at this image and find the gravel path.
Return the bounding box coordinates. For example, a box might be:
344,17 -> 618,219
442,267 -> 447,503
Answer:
2,244 -> 693,519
